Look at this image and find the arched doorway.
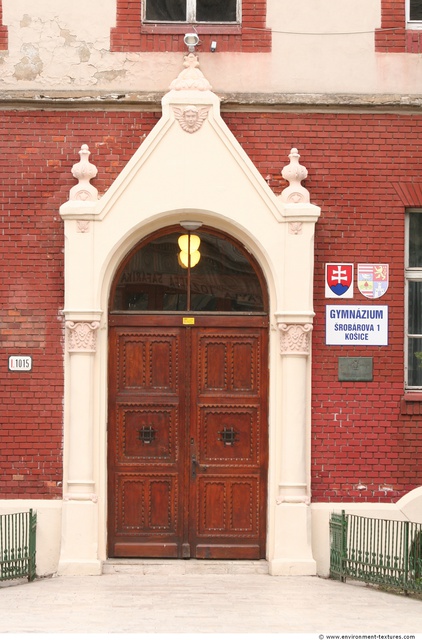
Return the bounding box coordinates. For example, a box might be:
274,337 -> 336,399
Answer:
107,226 -> 269,559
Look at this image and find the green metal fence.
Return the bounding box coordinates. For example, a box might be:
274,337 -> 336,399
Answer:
0,510 -> 37,582
330,510 -> 422,593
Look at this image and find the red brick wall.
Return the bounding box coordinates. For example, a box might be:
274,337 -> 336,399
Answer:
0,0 -> 8,50
225,111 -> 421,503
0,110 -> 161,499
375,0 -> 422,53
111,0 -> 271,53
1,108 -> 421,503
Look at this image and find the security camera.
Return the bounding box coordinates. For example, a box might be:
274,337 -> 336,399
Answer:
210,41 -> 217,52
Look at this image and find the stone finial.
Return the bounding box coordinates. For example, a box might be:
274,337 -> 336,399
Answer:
69,144 -> 98,202
280,148 -> 310,204
169,53 -> 212,91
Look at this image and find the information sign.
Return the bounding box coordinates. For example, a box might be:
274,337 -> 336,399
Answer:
326,305 -> 388,345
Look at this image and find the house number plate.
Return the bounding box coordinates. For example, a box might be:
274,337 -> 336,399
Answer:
8,355 -> 33,372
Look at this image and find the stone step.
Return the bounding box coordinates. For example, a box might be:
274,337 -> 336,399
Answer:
103,559 -> 269,576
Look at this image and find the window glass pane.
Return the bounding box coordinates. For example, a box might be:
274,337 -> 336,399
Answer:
196,0 -> 237,22
145,0 -> 186,21
408,281 -> 422,334
111,230 -> 265,313
410,0 -> 422,20
409,214 -> 422,267
408,337 -> 422,386
189,232 -> 264,311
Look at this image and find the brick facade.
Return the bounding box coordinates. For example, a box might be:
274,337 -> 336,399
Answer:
0,0 -> 7,50
0,110 -> 161,499
375,0 -> 422,53
1,109 -> 421,502
111,0 -> 271,52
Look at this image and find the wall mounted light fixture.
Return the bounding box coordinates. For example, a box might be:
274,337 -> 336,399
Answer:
183,33 -> 199,53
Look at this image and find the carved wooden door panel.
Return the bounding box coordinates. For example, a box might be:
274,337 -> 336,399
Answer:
108,315 -> 268,559
189,322 -> 268,559
107,320 -> 186,558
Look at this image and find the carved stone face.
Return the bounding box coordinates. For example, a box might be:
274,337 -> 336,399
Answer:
173,105 -> 209,134
183,107 -> 199,130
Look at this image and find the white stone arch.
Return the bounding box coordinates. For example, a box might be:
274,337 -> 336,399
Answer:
58,54 -> 320,576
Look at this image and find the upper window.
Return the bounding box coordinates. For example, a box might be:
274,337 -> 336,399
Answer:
144,0 -> 239,23
408,0 -> 422,24
405,211 -> 422,388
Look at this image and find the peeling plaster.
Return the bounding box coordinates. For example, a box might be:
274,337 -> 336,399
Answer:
60,28 -> 77,46
20,14 -> 32,28
94,69 -> 127,83
1,2 -> 422,96
78,44 -> 90,63
14,44 -> 43,81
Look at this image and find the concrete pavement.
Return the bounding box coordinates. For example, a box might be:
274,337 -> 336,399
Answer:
0,561 -> 421,635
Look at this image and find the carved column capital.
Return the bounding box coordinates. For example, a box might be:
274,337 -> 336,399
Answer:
66,321 -> 100,353
278,323 -> 313,356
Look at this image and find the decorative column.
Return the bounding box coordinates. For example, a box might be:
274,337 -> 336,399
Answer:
277,323 -> 313,505
269,148 -> 320,576
65,320 -> 99,500
57,317 -> 102,576
58,145 -> 102,576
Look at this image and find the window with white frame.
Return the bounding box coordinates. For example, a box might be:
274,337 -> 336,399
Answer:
406,211 -> 422,388
144,0 -> 239,23
408,0 -> 422,26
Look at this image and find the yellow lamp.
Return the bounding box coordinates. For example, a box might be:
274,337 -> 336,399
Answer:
178,234 -> 201,268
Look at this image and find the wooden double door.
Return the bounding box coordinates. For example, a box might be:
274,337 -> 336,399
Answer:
107,314 -> 268,559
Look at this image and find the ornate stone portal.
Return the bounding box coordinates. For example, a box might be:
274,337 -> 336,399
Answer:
58,55 -> 320,576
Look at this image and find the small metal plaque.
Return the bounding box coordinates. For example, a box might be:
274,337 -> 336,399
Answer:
338,357 -> 373,381
183,317 -> 195,325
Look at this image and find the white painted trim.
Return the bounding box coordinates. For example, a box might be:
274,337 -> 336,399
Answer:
58,55 -> 320,575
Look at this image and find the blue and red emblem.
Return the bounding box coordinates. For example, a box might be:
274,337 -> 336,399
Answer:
325,263 -> 354,298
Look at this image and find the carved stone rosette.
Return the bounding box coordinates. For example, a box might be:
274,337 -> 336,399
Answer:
66,321 -> 100,353
288,221 -> 303,235
278,323 -> 313,356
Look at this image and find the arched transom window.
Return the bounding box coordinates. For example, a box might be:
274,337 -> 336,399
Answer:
110,227 -> 267,313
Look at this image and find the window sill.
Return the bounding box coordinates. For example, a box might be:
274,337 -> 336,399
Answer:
400,392 -> 422,414
141,23 -> 242,35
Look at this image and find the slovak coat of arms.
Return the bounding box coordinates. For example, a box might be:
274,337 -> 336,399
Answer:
325,263 -> 354,298
357,264 -> 389,299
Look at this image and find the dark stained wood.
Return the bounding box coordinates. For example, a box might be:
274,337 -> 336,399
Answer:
107,325 -> 187,557
189,325 -> 268,559
108,315 -> 268,559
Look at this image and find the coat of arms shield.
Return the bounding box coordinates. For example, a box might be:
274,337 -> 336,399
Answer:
357,264 -> 389,299
325,263 -> 354,298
